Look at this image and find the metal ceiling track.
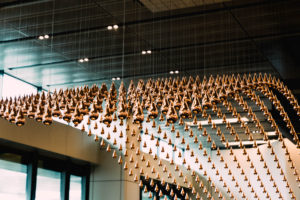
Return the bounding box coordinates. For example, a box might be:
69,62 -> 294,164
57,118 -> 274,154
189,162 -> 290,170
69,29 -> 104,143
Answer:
46,59 -> 269,87
8,30 -> 300,71
0,0 -> 51,9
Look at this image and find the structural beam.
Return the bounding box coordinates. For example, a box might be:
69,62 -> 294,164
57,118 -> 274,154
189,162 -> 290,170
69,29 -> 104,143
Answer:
9,30 -> 300,71
46,59 -> 268,87
26,153 -> 38,200
0,0 -> 50,9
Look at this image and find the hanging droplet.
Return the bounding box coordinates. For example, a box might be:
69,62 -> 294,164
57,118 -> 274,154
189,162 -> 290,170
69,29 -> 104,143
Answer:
15,108 -> 25,126
166,102 -> 178,123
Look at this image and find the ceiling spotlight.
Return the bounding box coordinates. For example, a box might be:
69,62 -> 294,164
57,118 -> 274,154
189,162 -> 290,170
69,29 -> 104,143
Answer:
142,51 -> 146,55
113,25 -> 119,30
38,35 -> 44,40
175,70 -> 179,74
112,77 -> 116,81
170,71 -> 174,74
78,59 -> 84,63
147,50 -> 152,54
107,26 -> 113,30
44,35 -> 49,39
84,58 -> 89,62
116,77 -> 120,80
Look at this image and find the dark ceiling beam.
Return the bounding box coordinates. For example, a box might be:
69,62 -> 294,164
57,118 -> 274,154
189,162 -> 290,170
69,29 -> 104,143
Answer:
46,59 -> 269,87
8,30 -> 300,71
0,0 -> 50,9
0,24 -> 108,44
152,31 -> 300,52
8,51 -> 137,70
0,0 -> 285,45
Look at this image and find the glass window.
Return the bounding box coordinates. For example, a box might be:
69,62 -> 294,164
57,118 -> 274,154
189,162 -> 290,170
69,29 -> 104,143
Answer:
0,148 -> 88,200
35,168 -> 61,200
2,74 -> 37,98
69,175 -> 82,200
0,153 -> 27,200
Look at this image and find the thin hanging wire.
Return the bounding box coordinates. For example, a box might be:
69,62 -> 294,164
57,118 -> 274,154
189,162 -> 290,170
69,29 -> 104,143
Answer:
194,14 -> 197,75
169,0 -> 172,75
221,7 -> 225,76
203,3 -> 206,76
84,0 -> 89,76
159,9 -> 162,79
121,0 -> 126,80
78,0 -> 83,72
133,1 -> 136,82
17,3 -> 22,78
152,7 -> 154,77
137,1 -> 142,82
49,0 -> 56,91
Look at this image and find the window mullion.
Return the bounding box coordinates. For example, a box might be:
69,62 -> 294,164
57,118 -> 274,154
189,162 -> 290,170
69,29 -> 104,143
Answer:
61,171 -> 70,200
81,173 -> 90,200
26,153 -> 38,200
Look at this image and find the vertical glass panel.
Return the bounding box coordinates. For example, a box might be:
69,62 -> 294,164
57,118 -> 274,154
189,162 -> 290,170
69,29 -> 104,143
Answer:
69,175 -> 82,200
2,74 -> 37,98
35,168 -> 61,200
0,153 -> 27,200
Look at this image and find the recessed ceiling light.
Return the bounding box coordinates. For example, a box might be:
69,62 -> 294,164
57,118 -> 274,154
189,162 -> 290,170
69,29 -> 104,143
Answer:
142,51 -> 146,55
44,35 -> 49,39
38,35 -> 44,40
84,58 -> 89,62
107,26 -> 113,30
147,50 -> 152,54
175,70 -> 179,74
113,25 -> 119,30
170,71 -> 174,74
112,77 -> 116,81
116,77 -> 120,80
78,59 -> 84,63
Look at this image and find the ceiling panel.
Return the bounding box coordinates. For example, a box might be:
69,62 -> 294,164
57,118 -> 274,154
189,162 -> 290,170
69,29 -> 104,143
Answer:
0,0 -> 298,93
139,0 -> 231,12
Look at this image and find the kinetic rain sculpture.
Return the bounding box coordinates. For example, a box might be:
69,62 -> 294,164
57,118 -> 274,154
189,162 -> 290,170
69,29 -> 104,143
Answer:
0,73 -> 299,200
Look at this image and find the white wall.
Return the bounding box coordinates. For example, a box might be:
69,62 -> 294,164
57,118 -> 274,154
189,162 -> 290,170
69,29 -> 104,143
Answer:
0,118 -> 101,164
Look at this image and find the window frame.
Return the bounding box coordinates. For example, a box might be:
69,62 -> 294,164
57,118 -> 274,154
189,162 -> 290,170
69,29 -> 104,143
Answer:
0,142 -> 90,200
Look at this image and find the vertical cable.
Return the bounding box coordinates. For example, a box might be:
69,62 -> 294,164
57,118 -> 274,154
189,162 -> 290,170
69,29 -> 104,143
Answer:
49,0 -> 55,90
121,0 -> 126,80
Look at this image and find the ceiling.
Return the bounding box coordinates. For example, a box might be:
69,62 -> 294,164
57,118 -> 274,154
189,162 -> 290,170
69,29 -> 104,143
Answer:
0,0 -> 300,93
